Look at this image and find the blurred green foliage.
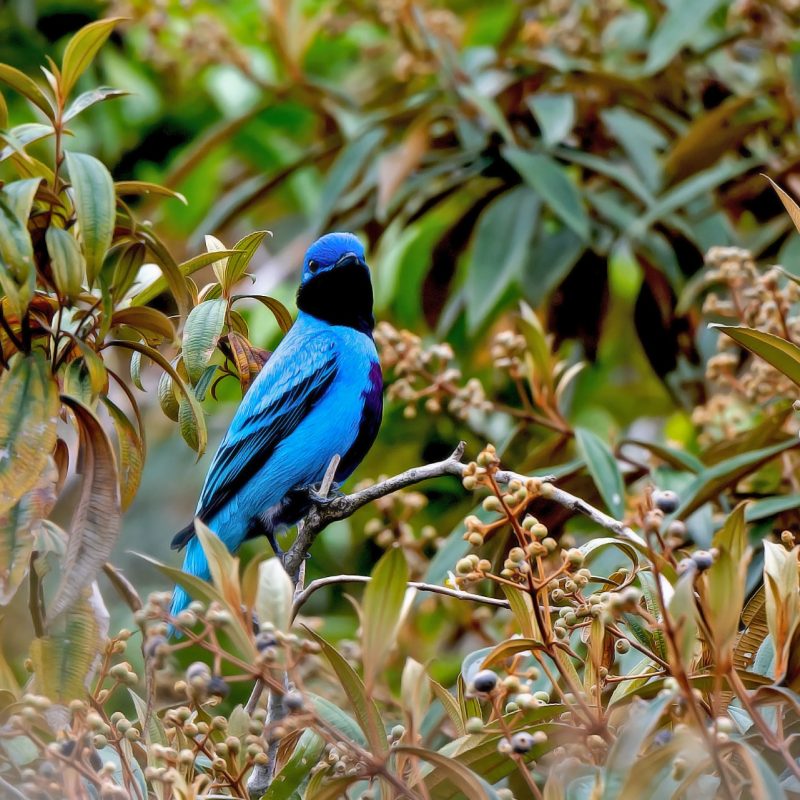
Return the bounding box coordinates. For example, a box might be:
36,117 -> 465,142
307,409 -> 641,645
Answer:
5,2 -> 800,797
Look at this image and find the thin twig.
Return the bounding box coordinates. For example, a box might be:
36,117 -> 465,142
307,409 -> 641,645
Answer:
292,574 -> 511,619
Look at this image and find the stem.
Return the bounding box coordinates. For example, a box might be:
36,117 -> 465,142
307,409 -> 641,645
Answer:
292,574 -> 510,619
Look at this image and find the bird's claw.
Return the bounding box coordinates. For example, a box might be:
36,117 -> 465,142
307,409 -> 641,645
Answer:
307,483 -> 343,506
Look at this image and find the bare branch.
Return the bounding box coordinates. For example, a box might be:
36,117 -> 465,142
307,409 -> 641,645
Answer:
292,574 -> 511,618
282,440 -> 641,580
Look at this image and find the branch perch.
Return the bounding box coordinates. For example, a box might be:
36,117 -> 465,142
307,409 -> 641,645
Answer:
282,440 -> 641,581
247,440 -> 639,796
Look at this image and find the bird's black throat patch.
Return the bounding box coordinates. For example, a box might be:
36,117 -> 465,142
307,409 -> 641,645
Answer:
296,261 -> 375,334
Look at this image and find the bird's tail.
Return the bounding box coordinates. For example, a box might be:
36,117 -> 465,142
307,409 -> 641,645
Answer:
169,537 -> 210,625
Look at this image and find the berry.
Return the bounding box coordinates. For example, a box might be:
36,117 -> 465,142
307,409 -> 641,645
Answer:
283,691 -> 304,712
255,632 -> 278,651
472,670 -> 498,693
207,676 -> 229,698
652,490 -> 680,514
691,550 -> 714,571
186,662 -> 211,681
510,732 -> 535,754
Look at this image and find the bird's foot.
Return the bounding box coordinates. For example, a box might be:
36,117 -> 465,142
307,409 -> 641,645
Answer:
307,482 -> 343,505
265,528 -> 284,558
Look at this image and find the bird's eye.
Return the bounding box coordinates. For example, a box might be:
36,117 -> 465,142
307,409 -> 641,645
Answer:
308,259 -> 319,273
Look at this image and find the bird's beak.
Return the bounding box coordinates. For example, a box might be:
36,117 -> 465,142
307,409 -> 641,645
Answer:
335,252 -> 367,270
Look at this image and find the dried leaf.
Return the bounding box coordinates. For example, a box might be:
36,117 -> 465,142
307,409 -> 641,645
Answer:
50,397 -> 121,617
0,352 -> 59,516
0,457 -> 57,605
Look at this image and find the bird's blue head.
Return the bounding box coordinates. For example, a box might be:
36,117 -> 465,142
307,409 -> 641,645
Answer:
297,232 -> 374,334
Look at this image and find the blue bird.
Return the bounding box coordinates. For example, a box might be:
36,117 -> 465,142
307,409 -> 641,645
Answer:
169,232 -> 383,619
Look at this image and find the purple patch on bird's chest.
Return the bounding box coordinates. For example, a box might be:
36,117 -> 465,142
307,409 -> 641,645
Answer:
364,359 -> 383,416
336,359 -> 383,481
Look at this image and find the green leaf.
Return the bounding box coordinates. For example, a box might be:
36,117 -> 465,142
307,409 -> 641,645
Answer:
108,340 -> 208,455
109,241 -> 146,302
465,187 -> 539,331
46,225 -> 85,300
401,657 -> 432,734
64,151 -> 115,286
428,721 -> 564,798
223,230 -> 270,292
706,504 -> 749,659
522,227 -> 584,308
667,573 -> 699,669
502,147 -> 590,241
528,93 -> 576,148
3,178 -> 41,224
0,196 -> 34,284
60,18 -> 121,97
600,107 -> 667,191
50,397 -> 121,617
745,494 -> 800,522
194,519 -> 241,611
157,370 -> 179,422
315,128 -> 385,231
575,427 -> 625,519
712,324 -> 800,386
430,678 -> 465,737
101,398 -> 144,512
644,0 -> 728,74
182,298 -> 227,384
460,86 -> 515,144
63,87 -> 128,122
671,438 -> 800,519
362,546 -> 409,692
308,694 -> 368,746
733,741 -> 787,800
263,729 -> 325,800
633,157 -> 757,236
114,180 -> 187,204
111,306 -> 176,345
255,557 -> 294,633
0,123 -> 54,162
621,438 -> 703,473
233,294 -> 293,333
304,627 -> 388,756
0,64 -> 54,119
399,745 -> 491,800
0,352 -> 59,517
601,692 -> 675,800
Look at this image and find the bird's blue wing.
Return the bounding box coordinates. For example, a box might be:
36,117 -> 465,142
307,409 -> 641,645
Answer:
170,333 -> 339,550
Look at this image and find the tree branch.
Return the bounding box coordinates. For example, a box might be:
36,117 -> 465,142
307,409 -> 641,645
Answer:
292,574 -> 511,618
282,440 -> 641,580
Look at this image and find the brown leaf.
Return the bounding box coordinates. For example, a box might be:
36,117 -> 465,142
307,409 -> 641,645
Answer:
0,352 -> 59,516
0,457 -> 57,605
377,120 -> 430,217
49,397 -> 121,617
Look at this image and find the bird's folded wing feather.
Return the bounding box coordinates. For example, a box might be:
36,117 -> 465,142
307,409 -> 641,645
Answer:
191,334 -> 339,531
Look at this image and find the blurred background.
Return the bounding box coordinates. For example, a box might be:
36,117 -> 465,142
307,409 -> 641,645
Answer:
3,0 -> 800,686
